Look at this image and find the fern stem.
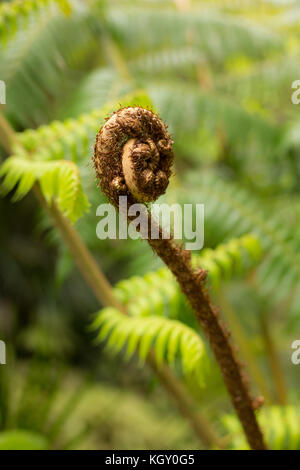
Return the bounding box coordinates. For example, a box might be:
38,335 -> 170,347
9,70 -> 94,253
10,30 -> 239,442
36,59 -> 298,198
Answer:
93,107 -> 267,450
146,222 -> 267,450
0,111 -> 223,449
260,312 -> 287,406
217,288 -> 272,404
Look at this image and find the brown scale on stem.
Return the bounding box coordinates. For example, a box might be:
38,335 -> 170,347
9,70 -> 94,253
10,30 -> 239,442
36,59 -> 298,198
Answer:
93,106 -> 267,450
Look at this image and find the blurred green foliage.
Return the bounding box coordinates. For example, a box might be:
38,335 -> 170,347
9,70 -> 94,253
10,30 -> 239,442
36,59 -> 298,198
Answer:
0,0 -> 300,450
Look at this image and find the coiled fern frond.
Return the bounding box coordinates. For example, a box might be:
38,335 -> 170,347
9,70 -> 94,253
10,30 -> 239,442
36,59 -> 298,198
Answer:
92,307 -> 208,386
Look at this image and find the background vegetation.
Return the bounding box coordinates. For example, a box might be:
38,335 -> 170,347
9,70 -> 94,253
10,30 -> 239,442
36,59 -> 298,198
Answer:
0,0 -> 300,450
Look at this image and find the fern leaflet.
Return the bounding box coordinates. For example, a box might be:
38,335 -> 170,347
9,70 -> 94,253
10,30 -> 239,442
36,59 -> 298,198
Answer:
0,157 -> 89,222
92,307 -> 208,386
114,234 -> 262,319
0,0 -> 71,44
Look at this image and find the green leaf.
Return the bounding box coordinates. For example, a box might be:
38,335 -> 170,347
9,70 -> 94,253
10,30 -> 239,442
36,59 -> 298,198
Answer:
113,234 -> 263,323
92,307 -> 208,386
0,157 -> 89,222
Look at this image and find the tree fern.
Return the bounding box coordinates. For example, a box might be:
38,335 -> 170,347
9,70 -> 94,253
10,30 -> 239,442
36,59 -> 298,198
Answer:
0,0 -> 299,450
91,306 -> 208,386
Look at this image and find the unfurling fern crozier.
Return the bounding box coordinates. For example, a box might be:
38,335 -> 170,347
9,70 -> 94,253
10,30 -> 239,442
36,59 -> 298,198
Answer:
93,107 -> 173,205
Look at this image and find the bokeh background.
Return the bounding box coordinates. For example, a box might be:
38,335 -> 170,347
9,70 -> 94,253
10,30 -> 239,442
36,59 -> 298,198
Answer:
0,0 -> 300,450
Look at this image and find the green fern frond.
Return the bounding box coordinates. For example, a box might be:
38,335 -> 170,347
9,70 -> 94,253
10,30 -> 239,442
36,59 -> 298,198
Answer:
12,91 -> 153,162
224,406 -> 300,450
0,0 -> 71,44
131,46 -> 203,78
58,67 -> 131,120
0,91 -> 152,221
217,55 -> 300,119
106,6 -> 281,62
148,81 -> 281,167
92,307 -> 208,386
194,234 -> 262,290
0,2 -> 99,127
113,234 -> 262,320
0,157 -> 89,222
182,171 -> 300,307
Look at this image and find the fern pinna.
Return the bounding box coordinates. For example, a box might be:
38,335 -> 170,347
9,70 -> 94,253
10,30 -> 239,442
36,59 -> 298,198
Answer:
223,406 -> 300,450
0,0 -> 71,44
92,234 -> 262,386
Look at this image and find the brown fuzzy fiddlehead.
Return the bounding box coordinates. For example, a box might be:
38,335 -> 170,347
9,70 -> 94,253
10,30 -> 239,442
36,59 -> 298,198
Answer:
93,107 -> 267,450
93,107 -> 173,205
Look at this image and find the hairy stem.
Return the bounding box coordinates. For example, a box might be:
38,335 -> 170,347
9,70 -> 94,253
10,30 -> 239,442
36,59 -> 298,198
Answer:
146,221 -> 266,450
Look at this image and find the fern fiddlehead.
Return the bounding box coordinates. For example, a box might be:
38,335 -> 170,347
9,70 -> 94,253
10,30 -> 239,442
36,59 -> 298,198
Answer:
94,106 -> 173,205
93,107 -> 266,450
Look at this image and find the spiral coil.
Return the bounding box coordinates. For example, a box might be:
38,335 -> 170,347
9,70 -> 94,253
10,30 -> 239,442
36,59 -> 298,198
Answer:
93,107 -> 174,205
